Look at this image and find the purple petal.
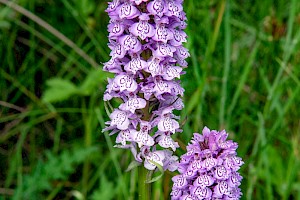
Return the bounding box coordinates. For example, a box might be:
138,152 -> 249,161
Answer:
152,24 -> 173,43
103,58 -> 122,72
170,29 -> 187,46
214,166 -> 229,180
110,43 -> 126,59
133,0 -> 148,5
124,54 -> 147,74
193,174 -> 215,188
129,20 -> 155,40
191,186 -> 212,199
228,172 -> 242,187
147,0 -> 166,17
116,129 -> 134,145
154,43 -> 176,58
119,96 -> 146,113
170,188 -> 182,199
130,130 -> 154,148
172,175 -> 188,189
179,194 -> 198,200
213,181 -> 230,197
119,34 -> 142,53
203,157 -> 218,170
164,155 -> 179,171
165,1 -> 183,17
106,0 -> 120,13
183,169 -> 197,179
144,151 -> 165,170
118,2 -> 140,19
188,160 -> 203,172
158,117 -> 179,133
110,110 -> 130,130
113,74 -> 138,92
175,46 -> 190,60
169,81 -> 184,96
157,134 -> 179,151
108,21 -> 125,37
163,65 -> 182,80
145,57 -> 162,76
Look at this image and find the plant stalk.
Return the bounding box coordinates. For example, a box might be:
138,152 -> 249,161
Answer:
138,166 -> 151,200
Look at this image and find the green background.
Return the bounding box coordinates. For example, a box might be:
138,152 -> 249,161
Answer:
0,0 -> 300,199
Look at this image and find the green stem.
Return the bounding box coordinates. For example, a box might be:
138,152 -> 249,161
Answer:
138,166 -> 151,200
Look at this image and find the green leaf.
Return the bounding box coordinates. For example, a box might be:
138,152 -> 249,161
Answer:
0,20 -> 10,29
145,160 -> 164,183
90,175 -> 115,200
125,160 -> 141,172
75,0 -> 95,17
42,78 -> 78,103
78,69 -> 110,96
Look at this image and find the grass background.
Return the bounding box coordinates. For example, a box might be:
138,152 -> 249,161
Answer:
1,0 -> 300,199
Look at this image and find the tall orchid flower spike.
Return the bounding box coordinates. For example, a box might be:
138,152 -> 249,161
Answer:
103,0 -> 189,171
171,127 -> 244,200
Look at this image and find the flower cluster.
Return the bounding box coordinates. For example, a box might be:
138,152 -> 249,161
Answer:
171,127 -> 244,200
103,0 -> 189,171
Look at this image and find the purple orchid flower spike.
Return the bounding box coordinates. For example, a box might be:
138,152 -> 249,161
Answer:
104,0 -> 189,171
170,127 -> 244,199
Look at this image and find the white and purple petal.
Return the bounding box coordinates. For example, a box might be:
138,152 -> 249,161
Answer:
191,186 -> 212,199
110,110 -> 130,130
130,130 -> 154,148
119,96 -> 146,113
172,175 -> 188,189
175,46 -> 190,60
129,17 -> 155,40
119,34 -> 142,53
124,54 -> 147,74
213,181 -> 230,198
144,150 -> 165,170
163,65 -> 182,80
108,21 -> 125,37
165,0 -> 183,17
214,166 -> 229,180
193,174 -> 215,188
154,43 -> 176,58
147,0 -> 166,17
157,133 -> 179,151
145,57 -> 162,76
116,129 -> 134,145
114,74 -> 138,92
170,29 -> 187,46
152,24 -> 173,43
158,117 -> 179,133
118,2 -> 140,19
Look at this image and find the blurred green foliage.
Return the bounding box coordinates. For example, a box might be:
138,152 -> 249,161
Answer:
0,0 -> 300,199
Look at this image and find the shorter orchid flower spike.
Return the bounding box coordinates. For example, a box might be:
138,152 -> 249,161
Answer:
171,127 -> 244,200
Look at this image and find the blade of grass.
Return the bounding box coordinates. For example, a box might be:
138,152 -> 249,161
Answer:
258,113 -> 273,199
13,19 -> 89,74
227,42 -> 259,124
61,0 -> 109,60
219,0 -> 231,128
264,0 -> 297,116
186,0 -> 226,119
0,0 -> 98,68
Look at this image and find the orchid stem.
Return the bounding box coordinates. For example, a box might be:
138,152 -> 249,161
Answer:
138,166 -> 151,200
